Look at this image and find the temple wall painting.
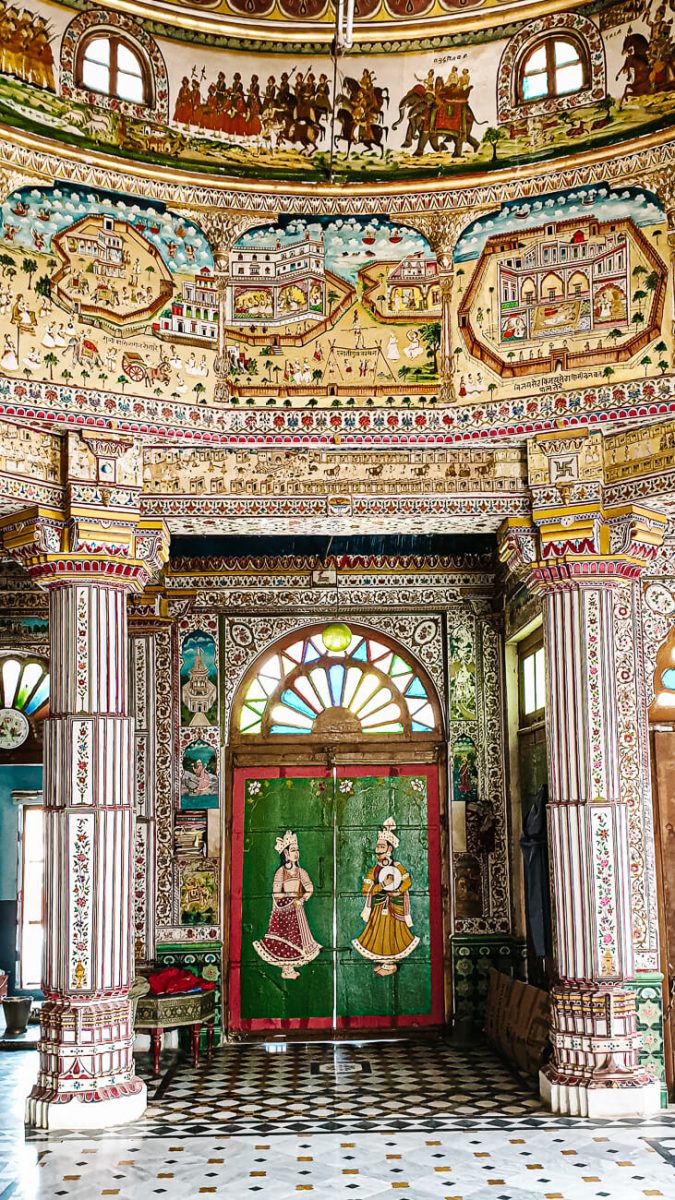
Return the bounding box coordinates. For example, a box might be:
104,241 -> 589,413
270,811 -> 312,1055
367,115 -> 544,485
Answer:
144,601 -> 514,1029
0,2 -> 674,183
0,180 -> 669,408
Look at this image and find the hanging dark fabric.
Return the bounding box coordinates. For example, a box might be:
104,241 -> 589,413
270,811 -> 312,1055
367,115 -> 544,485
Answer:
519,783 -> 552,961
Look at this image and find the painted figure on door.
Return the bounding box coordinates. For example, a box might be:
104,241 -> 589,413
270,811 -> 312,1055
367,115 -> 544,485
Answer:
352,817 -> 420,976
253,830 -> 322,981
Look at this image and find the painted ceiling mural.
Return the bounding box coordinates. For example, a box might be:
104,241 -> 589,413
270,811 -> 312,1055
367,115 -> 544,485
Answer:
0,180 -> 668,407
131,0 -> 571,31
0,1 -> 672,182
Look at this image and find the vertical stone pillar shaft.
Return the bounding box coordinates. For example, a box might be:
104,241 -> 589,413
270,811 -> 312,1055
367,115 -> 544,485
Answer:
33,579 -> 142,1130
540,580 -> 648,1109
499,431 -> 666,1117
0,465 -> 169,1129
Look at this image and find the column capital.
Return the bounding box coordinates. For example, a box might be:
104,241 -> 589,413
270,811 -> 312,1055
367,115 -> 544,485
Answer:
0,505 -> 170,592
498,504 -> 666,589
403,209 -> 482,271
181,206 -> 278,264
498,428 -> 667,588
642,164 -> 675,227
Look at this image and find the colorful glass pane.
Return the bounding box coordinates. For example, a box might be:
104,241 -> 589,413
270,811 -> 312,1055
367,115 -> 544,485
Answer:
238,631 -> 436,736
661,667 -> 675,691
1,657 -> 49,718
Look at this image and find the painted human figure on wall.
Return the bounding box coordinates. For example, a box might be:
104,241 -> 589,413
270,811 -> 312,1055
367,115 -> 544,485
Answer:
352,817 -> 419,976
253,830 -> 322,980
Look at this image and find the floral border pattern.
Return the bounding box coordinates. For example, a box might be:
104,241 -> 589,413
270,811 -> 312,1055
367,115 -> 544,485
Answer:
497,11 -> 606,124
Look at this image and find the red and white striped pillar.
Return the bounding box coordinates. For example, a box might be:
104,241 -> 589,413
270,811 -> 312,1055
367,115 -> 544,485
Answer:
500,463 -> 666,1117
0,504 -> 168,1130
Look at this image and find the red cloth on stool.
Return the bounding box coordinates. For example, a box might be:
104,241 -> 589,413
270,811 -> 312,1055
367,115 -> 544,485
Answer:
146,966 -> 215,996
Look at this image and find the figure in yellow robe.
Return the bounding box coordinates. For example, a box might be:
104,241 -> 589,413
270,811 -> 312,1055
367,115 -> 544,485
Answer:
352,817 -> 419,976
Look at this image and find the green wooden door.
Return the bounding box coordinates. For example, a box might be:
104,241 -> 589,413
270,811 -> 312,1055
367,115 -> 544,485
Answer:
234,768 -> 335,1029
230,764 -> 442,1032
335,769 -> 438,1029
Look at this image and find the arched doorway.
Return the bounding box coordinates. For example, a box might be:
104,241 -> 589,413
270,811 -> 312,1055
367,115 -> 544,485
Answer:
227,622 -> 446,1035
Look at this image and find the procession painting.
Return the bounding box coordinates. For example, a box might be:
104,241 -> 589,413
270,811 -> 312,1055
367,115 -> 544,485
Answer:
0,2 -> 674,183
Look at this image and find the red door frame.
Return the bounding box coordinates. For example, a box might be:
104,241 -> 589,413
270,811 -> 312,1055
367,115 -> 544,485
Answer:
228,762 -> 443,1033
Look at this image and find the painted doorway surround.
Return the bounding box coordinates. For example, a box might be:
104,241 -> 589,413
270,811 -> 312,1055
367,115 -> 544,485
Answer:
229,763 -> 443,1033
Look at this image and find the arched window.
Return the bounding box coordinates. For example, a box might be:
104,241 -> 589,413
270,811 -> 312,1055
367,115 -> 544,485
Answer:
76,34 -> 151,105
497,14 -> 604,125
518,36 -> 587,104
0,655 -> 49,750
237,625 -> 439,739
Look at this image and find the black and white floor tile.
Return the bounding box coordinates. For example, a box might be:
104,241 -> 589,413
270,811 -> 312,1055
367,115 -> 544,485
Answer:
0,1040 -> 674,1199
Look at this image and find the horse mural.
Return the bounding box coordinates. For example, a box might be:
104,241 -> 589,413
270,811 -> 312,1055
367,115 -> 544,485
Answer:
617,26 -> 675,107
392,69 -> 484,157
334,71 -> 389,157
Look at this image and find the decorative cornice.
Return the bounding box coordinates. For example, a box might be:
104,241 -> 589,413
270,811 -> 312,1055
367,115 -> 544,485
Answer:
93,0 -> 585,46
0,506 -> 170,592
0,123 -> 672,212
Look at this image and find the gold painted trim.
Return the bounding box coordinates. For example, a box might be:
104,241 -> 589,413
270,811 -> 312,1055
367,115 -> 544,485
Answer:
0,122 -> 673,204
98,0 -> 580,44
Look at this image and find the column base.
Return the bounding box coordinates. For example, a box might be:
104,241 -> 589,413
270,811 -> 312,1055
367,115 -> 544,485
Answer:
26,1079 -> 147,1131
540,1070 -> 661,1118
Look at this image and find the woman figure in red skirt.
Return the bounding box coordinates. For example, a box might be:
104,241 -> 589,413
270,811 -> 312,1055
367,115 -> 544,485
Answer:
253,830 -> 322,980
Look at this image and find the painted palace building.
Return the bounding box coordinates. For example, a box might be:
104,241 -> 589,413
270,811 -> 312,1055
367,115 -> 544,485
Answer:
2,0 -> 675,1194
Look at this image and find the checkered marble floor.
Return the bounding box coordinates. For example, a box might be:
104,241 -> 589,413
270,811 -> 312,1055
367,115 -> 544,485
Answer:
140,1040 -> 545,1138
0,1043 -> 674,1199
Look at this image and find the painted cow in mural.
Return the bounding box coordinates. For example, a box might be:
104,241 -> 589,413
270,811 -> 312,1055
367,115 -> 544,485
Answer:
393,84 -> 484,157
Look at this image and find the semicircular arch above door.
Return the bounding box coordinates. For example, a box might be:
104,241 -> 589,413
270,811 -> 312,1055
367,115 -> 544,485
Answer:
234,623 -> 443,741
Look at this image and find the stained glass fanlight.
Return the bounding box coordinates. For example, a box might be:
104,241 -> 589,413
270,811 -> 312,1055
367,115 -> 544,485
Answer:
0,656 -> 50,720
238,629 -> 437,737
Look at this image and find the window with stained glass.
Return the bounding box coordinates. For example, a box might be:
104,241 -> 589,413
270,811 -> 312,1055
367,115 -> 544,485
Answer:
0,656 -> 49,718
238,629 -> 437,738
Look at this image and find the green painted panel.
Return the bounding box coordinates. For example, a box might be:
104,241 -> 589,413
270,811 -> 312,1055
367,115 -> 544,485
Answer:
336,774 -> 432,1019
240,775 -> 334,1020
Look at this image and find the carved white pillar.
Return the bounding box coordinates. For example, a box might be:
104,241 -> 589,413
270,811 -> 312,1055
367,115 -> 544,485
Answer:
0,477 -> 168,1129
499,432 -> 666,1118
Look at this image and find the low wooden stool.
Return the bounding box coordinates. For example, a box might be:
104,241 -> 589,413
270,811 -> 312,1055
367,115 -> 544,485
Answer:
134,988 -> 216,1077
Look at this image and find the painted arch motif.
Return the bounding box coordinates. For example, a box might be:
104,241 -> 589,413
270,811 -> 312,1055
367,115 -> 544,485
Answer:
237,626 -> 439,737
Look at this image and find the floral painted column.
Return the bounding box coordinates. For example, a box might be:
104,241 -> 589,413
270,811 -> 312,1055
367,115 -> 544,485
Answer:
499,430 -> 666,1117
0,435 -> 169,1130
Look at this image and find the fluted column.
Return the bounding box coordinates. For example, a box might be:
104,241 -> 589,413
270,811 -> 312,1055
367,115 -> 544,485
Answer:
499,430 -> 666,1117
0,436 -> 169,1130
